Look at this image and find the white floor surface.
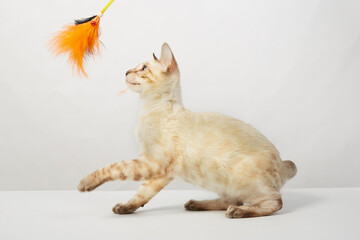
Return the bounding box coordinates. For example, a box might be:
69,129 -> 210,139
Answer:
1,188 -> 359,240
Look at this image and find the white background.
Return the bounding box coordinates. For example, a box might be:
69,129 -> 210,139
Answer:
0,0 -> 359,190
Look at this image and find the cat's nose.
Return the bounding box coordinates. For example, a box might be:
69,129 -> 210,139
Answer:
126,70 -> 131,76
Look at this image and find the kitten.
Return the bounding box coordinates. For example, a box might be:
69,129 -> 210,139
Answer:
78,43 -> 297,218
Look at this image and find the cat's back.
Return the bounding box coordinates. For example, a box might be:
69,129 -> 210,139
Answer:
177,110 -> 278,153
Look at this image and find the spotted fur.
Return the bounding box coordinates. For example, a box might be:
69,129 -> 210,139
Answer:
78,43 -> 297,218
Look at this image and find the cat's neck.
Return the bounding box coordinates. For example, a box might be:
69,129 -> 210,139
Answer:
139,84 -> 183,116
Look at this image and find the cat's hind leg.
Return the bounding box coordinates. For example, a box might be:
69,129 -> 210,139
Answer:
225,193 -> 282,218
113,177 -> 173,214
184,198 -> 235,211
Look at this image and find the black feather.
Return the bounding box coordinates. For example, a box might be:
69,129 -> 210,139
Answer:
74,15 -> 97,25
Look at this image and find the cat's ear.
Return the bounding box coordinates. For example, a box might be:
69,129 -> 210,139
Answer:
153,53 -> 158,61
160,43 -> 178,72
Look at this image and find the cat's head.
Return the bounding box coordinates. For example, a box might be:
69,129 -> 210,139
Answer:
125,43 -> 179,94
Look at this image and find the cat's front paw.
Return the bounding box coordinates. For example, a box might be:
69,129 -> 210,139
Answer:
112,203 -> 138,214
77,174 -> 99,192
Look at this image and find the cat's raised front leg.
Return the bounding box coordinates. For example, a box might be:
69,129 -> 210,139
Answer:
78,159 -> 163,192
184,198 -> 235,211
113,177 -> 173,214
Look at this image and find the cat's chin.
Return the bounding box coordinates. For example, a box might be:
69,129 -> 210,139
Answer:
126,80 -> 140,86
126,82 -> 142,92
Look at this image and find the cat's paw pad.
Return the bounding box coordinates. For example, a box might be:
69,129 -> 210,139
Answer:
77,175 -> 97,192
225,205 -> 246,218
112,203 -> 138,214
184,199 -> 200,211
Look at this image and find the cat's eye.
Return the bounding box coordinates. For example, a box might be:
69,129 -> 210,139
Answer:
141,65 -> 147,71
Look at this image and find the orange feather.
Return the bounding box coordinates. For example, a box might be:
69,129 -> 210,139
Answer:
49,16 -> 101,78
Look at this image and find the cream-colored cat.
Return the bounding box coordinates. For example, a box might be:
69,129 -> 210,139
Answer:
78,43 -> 297,218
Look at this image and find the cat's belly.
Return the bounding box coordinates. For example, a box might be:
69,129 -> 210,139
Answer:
175,161 -> 230,196
178,173 -> 227,196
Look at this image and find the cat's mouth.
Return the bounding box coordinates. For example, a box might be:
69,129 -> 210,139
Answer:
126,80 -> 141,86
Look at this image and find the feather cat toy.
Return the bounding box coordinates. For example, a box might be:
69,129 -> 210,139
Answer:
49,0 -> 115,77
